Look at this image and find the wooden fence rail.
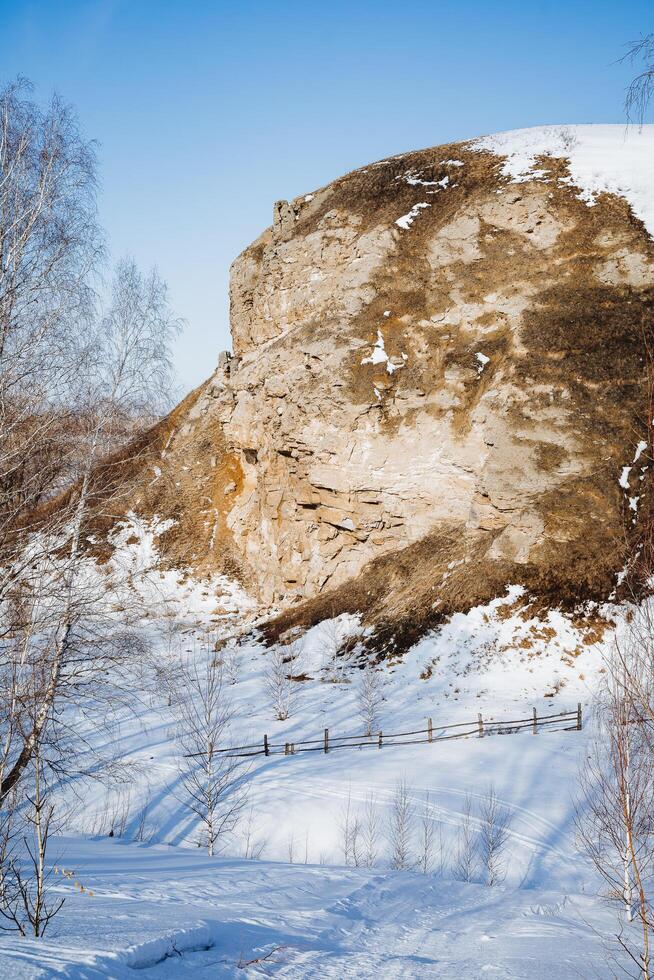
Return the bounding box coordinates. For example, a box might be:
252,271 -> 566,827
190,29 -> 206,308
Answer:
183,703 -> 582,760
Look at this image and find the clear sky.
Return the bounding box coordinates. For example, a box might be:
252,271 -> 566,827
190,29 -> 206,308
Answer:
1,0 -> 651,392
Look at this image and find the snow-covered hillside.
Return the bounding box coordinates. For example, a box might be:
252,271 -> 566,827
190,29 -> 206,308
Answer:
473,124 -> 654,238
0,515 -> 631,977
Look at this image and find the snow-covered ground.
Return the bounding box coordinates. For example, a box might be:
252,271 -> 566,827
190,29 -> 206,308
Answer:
0,836 -> 617,979
0,515 -> 630,977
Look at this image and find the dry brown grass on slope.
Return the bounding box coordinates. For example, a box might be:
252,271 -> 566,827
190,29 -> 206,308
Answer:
260,506 -> 630,659
34,381 -> 249,580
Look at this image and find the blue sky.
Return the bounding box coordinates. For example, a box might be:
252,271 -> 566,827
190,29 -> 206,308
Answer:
2,0 -> 651,391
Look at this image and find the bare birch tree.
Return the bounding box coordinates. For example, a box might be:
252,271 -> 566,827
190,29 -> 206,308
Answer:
454,794 -> 478,882
0,77 -> 99,588
0,74 -> 100,624
388,777 -> 414,871
174,651 -> 248,856
623,35 -> 654,125
339,785 -> 360,867
577,655 -> 654,980
0,787 -> 21,922
418,791 -> 436,875
264,642 -> 302,722
478,785 -> 511,886
0,547 -> 148,806
339,795 -> 352,866
0,77 -> 182,806
362,792 -> 381,869
240,805 -> 267,861
0,262 -> 179,801
357,664 -> 384,736
0,750 -> 64,937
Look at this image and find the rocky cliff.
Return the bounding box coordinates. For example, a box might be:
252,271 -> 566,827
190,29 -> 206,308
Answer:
119,125 -> 654,647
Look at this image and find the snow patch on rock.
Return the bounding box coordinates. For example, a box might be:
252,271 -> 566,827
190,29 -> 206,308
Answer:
475,352 -> 490,374
395,202 -> 431,230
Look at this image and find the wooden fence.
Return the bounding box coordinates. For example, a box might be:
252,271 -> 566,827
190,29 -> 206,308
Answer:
184,704 -> 582,760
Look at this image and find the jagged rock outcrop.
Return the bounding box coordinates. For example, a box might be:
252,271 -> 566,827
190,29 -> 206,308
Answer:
122,126 -> 654,643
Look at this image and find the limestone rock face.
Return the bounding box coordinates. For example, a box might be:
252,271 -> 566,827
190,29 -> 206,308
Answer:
129,127 -> 654,634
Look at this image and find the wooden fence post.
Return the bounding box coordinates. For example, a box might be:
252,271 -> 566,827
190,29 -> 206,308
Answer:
189,703 -> 585,766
